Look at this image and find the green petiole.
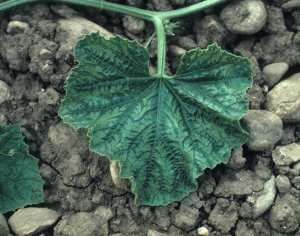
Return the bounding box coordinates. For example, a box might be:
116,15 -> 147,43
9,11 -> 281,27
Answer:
0,0 -> 229,77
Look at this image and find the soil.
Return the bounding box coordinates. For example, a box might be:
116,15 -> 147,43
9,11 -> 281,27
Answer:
1,0 -> 300,235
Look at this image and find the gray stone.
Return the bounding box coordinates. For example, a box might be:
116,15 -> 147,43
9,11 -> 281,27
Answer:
276,175 -> 291,193
0,214 -> 9,236
147,229 -> 169,236
268,194 -> 300,233
272,143 -> 300,166
264,6 -> 287,34
226,147 -> 246,169
241,110 -> 282,152
37,87 -> 60,105
266,73 -> 300,122
94,206 -> 114,222
173,193 -> 201,231
194,15 -> 229,48
208,199 -> 238,233
220,0 -> 267,35
214,169 -> 264,197
197,227 -> 209,236
0,80 -> 10,104
291,176 -> 300,190
54,212 -> 108,236
8,208 -> 61,236
263,62 -> 289,87
247,175 -> 276,218
7,21 -> 29,34
281,0 -> 300,11
123,15 -> 145,34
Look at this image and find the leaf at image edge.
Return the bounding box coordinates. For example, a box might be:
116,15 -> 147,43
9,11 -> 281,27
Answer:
0,124 -> 44,213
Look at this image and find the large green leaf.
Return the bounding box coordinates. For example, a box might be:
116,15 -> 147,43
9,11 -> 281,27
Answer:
59,32 -> 252,206
0,124 -> 44,213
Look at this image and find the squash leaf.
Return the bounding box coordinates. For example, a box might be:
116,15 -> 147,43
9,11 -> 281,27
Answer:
59,32 -> 252,206
0,124 -> 44,213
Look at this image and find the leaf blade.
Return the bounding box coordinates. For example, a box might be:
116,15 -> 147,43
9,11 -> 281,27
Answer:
59,33 -> 252,206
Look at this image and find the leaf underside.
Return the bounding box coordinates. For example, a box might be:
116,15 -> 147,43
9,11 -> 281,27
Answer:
59,32 -> 252,206
0,124 -> 44,213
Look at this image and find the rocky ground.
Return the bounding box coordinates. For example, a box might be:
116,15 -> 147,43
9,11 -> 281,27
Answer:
1,0 -> 300,235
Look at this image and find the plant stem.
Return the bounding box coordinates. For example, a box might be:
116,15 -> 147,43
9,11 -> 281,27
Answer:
0,0 -> 228,77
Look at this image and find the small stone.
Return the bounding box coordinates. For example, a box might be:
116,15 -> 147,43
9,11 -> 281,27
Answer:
197,227 -> 209,236
241,110 -> 282,152
54,212 -> 109,236
249,175 -> 276,218
227,147 -> 246,169
266,73 -> 300,122
94,206 -> 114,222
0,80 -> 10,104
291,176 -> 300,190
168,45 -> 186,57
208,199 -> 238,233
264,6 -> 287,34
8,208 -> 61,236
37,87 -> 60,105
173,200 -> 200,231
220,0 -> 267,35
281,0 -> 300,12
268,194 -> 300,233
194,15 -> 229,48
272,143 -> 300,166
147,229 -> 169,236
39,49 -> 54,60
262,62 -> 289,87
123,15 -> 145,34
214,170 -> 264,197
110,161 -> 122,186
0,213 -> 9,236
7,21 -> 29,34
276,175 -> 291,193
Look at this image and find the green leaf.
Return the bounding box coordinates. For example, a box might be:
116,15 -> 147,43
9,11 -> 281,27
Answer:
0,124 -> 44,213
59,32 -> 252,206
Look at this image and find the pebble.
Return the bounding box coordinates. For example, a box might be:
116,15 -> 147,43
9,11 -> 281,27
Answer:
37,87 -> 60,105
220,0 -> 267,35
241,110 -> 283,152
7,21 -> 29,34
208,199 -> 238,233
110,161 -> 122,186
226,147 -> 246,169
291,176 -> 300,190
248,175 -> 276,218
281,0 -> 300,12
168,45 -> 186,57
0,213 -> 9,236
197,227 -> 209,236
123,15 -> 145,34
147,229 -> 169,236
0,80 -> 10,104
268,194 -> 300,233
272,143 -> 300,166
214,170 -> 264,197
39,49 -> 54,60
54,212 -> 109,236
173,200 -> 200,231
266,73 -> 300,122
276,175 -> 291,193
262,62 -> 289,88
8,208 -> 61,236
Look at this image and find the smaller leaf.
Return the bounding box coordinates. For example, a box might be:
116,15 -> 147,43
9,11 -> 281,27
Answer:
0,124 -> 44,213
